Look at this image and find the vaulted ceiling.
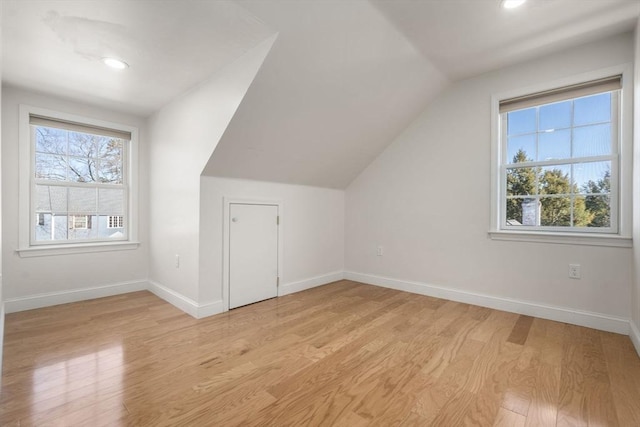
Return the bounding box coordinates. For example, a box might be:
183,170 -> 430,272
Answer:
3,0 -> 639,188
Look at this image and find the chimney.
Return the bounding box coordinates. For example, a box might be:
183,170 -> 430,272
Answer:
522,198 -> 541,226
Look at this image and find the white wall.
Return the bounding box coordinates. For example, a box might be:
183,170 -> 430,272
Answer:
147,36 -> 275,303
199,177 -> 344,305
1,86 -> 149,302
0,8 -> 4,376
632,21 -> 640,353
346,33 -> 634,331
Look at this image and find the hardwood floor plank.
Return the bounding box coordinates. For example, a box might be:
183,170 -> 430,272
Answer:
2,280 -> 639,426
600,332 -> 640,426
493,407 -> 526,427
507,315 -> 534,345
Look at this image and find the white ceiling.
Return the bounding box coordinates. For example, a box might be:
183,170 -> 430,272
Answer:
372,0 -> 640,80
203,0 -> 448,188
3,0 -> 639,188
1,0 -> 275,116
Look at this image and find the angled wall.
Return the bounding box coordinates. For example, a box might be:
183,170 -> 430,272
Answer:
346,33 -> 634,334
147,35 -> 276,311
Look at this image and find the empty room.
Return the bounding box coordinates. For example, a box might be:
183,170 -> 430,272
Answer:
1,0 -> 640,425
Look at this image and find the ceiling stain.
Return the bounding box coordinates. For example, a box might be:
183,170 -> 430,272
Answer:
43,10 -> 130,61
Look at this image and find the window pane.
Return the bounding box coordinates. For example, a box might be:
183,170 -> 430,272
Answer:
507,135 -> 535,164
538,129 -> 570,161
34,214 -> 69,241
52,215 -> 69,240
539,165 -> 571,195
35,126 -> 67,154
99,215 -> 126,239
507,108 -> 536,135
35,153 -> 67,181
35,213 -> 53,241
68,215 -> 98,240
506,197 -> 540,226
68,187 -> 97,213
582,195 -> 611,228
574,93 -> 611,126
573,124 -> 611,157
68,132 -> 97,157
540,196 -> 571,226
36,185 -> 67,212
506,167 -> 538,196
574,161 -> 610,195
68,157 -> 97,183
97,139 -> 123,184
99,188 -> 124,215
539,101 -> 571,131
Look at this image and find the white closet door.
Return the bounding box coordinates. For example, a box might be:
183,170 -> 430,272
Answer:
229,203 -> 278,309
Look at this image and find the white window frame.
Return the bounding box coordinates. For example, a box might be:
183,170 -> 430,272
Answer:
17,105 -> 140,257
489,64 -> 633,247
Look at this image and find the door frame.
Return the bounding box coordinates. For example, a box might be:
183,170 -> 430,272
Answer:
222,197 -> 283,312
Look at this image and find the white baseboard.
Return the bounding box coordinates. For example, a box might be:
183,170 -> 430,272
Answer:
279,271 -> 344,296
147,280 -> 198,318
4,280 -> 148,314
345,271 -> 629,335
147,280 -> 223,319
196,300 -> 224,319
630,321 -> 640,358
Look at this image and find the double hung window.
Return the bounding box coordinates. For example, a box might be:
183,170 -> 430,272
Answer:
30,115 -> 130,245
499,76 -> 621,233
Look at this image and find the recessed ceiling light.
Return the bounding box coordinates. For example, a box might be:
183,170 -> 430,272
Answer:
102,57 -> 129,70
502,0 -> 527,9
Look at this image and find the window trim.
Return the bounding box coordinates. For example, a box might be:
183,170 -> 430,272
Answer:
17,105 -> 140,256
489,64 -> 633,247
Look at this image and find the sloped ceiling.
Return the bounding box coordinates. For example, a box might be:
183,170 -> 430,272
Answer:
3,1 -> 639,189
203,0 -> 640,188
371,0 -> 640,80
203,0 -> 447,188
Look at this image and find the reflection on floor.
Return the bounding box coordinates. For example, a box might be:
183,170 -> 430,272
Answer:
2,280 -> 640,425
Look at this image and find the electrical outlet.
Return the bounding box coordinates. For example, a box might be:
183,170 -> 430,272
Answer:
377,246 -> 383,256
175,254 -> 180,268
569,264 -> 581,279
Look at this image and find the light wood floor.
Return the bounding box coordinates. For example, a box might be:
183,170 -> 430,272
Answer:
1,280 -> 640,426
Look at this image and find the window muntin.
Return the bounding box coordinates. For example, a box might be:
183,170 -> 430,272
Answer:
500,84 -> 620,233
31,117 -> 130,245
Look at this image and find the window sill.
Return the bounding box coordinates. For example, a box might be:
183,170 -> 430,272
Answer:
488,230 -> 632,248
17,241 -> 140,258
